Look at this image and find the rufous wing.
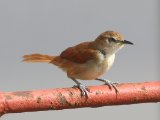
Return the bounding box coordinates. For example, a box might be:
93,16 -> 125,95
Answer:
60,42 -> 98,64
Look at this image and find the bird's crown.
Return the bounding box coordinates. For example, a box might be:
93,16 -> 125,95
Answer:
97,31 -> 124,41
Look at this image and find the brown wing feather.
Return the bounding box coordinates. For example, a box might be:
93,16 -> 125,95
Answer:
60,42 -> 97,64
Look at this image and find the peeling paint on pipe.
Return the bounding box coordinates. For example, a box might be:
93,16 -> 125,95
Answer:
0,81 -> 160,117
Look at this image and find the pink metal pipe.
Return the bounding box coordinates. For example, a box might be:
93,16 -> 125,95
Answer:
0,81 -> 160,117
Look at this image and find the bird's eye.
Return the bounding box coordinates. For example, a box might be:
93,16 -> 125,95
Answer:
109,37 -> 116,43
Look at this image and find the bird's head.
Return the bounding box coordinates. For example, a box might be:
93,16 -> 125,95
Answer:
93,31 -> 133,55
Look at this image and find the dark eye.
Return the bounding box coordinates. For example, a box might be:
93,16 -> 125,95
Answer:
109,37 -> 116,42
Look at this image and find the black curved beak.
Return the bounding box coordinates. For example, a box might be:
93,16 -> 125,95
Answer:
123,40 -> 134,45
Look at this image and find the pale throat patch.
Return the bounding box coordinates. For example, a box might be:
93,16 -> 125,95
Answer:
107,54 -> 115,70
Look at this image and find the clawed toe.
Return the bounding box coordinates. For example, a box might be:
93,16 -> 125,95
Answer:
71,78 -> 90,97
96,78 -> 119,94
105,81 -> 119,93
73,84 -> 90,96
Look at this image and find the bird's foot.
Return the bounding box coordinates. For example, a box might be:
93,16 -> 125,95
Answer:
71,78 -> 90,97
104,80 -> 119,93
96,78 -> 119,94
73,84 -> 90,97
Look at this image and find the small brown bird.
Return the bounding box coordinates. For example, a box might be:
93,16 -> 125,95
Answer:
23,31 -> 133,96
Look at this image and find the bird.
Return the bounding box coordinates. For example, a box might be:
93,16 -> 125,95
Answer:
22,31 -> 133,96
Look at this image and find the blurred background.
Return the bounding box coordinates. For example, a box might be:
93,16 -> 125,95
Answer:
0,0 -> 159,120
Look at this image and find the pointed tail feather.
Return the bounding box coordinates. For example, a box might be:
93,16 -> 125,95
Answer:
22,54 -> 55,63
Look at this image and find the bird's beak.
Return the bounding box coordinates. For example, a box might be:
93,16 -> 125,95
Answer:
122,40 -> 134,45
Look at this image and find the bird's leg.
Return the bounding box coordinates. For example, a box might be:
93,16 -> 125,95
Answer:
95,78 -> 119,94
71,78 -> 90,96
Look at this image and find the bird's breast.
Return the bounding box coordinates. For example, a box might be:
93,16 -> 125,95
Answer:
71,54 -> 115,80
89,53 -> 115,75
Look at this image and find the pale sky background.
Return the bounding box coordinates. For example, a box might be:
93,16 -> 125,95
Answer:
0,0 -> 159,120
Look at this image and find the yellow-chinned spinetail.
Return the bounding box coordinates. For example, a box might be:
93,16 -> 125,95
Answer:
23,31 -> 133,96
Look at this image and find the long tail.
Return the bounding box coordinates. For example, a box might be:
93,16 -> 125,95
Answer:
22,54 -> 55,63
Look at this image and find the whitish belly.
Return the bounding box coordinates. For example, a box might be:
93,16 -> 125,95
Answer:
70,54 -> 115,80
